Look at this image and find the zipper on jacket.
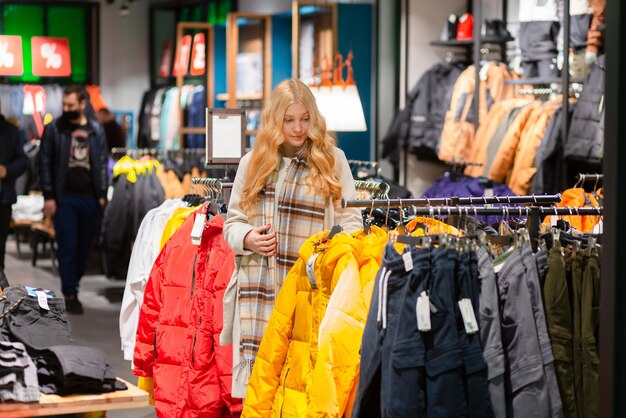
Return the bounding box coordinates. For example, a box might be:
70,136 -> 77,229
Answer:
191,333 -> 197,365
190,254 -> 198,298
153,326 -> 158,360
280,368 -> 290,417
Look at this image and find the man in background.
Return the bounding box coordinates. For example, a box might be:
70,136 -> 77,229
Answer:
39,85 -> 108,314
0,102 -> 27,276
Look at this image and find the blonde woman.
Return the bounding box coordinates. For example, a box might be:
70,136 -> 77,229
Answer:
222,78 -> 362,396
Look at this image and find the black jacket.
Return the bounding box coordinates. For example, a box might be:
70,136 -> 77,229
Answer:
38,117 -> 108,203
565,54 -> 605,163
0,115 -> 27,205
382,61 -> 466,164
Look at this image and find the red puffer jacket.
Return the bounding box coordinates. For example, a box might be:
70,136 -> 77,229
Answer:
134,206 -> 241,417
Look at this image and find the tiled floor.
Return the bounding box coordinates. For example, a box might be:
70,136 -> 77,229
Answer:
4,237 -> 155,418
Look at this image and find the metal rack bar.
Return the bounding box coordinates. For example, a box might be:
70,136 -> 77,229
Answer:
375,205 -> 603,216
341,193 -> 562,208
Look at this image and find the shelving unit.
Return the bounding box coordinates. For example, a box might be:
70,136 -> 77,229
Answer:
174,21 -> 215,146
224,13 -> 272,141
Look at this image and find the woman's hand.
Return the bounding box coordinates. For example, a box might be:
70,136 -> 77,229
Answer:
243,224 -> 277,257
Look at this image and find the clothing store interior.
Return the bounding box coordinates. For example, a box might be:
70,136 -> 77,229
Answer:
0,0 -> 625,416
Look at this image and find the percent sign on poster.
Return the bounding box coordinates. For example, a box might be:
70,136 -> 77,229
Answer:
0,35 -> 23,76
31,37 -> 71,77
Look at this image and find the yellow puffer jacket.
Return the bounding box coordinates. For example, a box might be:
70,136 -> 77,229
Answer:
309,227 -> 387,417
242,231 -> 362,418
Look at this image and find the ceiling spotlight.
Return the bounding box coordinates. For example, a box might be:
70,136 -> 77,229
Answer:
119,3 -> 130,17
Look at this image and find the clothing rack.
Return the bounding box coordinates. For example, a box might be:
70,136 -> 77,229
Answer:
575,173 -> 603,187
110,147 -> 207,159
354,180 -> 390,199
341,193 -> 562,208
191,177 -> 233,199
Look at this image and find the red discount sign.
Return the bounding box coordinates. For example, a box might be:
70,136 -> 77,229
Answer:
173,35 -> 192,76
0,35 -> 24,76
159,40 -> 173,78
189,33 -> 206,76
31,37 -> 72,77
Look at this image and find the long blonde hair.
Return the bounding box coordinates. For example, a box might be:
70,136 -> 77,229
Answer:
239,79 -> 342,211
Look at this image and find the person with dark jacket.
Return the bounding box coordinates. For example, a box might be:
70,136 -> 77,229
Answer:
0,112 -> 27,273
39,85 -> 109,314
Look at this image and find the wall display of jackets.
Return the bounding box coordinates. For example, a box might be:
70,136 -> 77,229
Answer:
0,285 -> 127,398
133,204 -> 242,418
382,60 -> 520,167
136,85 -> 206,150
239,203 -> 601,418
0,84 -> 106,140
438,62 -> 518,163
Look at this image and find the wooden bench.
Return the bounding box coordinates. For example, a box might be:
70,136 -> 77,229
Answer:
30,218 -> 57,276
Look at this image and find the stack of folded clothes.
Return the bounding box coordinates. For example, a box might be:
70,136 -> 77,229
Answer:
0,286 -> 127,396
0,341 -> 39,402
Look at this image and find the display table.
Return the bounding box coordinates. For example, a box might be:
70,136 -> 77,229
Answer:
0,379 -> 149,417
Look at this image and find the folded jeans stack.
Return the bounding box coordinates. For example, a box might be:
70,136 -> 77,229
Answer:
0,341 -> 39,403
0,286 -> 126,395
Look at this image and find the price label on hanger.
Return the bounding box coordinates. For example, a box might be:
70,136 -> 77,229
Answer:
0,35 -> 24,76
416,291 -> 431,332
458,299 -> 479,334
31,37 -> 71,77
190,213 -> 206,245
402,251 -> 413,272
189,33 -> 206,76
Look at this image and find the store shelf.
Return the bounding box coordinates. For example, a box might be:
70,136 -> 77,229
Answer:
216,93 -> 263,101
0,378 -> 149,417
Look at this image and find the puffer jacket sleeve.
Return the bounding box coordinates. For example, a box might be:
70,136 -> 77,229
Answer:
132,249 -> 166,378
308,256 -> 363,417
242,261 -> 302,417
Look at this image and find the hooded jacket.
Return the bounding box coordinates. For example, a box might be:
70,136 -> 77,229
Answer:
565,54 -> 604,163
133,207 -> 242,417
242,231 -> 362,418
382,61 -> 466,164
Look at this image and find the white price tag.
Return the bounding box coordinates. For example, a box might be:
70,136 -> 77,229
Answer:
403,251 -> 414,272
416,291 -> 431,332
306,254 -> 319,289
35,291 -> 50,311
458,298 -> 479,334
190,213 -> 206,245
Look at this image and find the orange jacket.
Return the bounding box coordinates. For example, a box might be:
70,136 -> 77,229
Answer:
487,102 -> 542,184
438,62 -> 515,162
465,100 -> 531,177
543,188 -> 602,232
507,100 -> 561,195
